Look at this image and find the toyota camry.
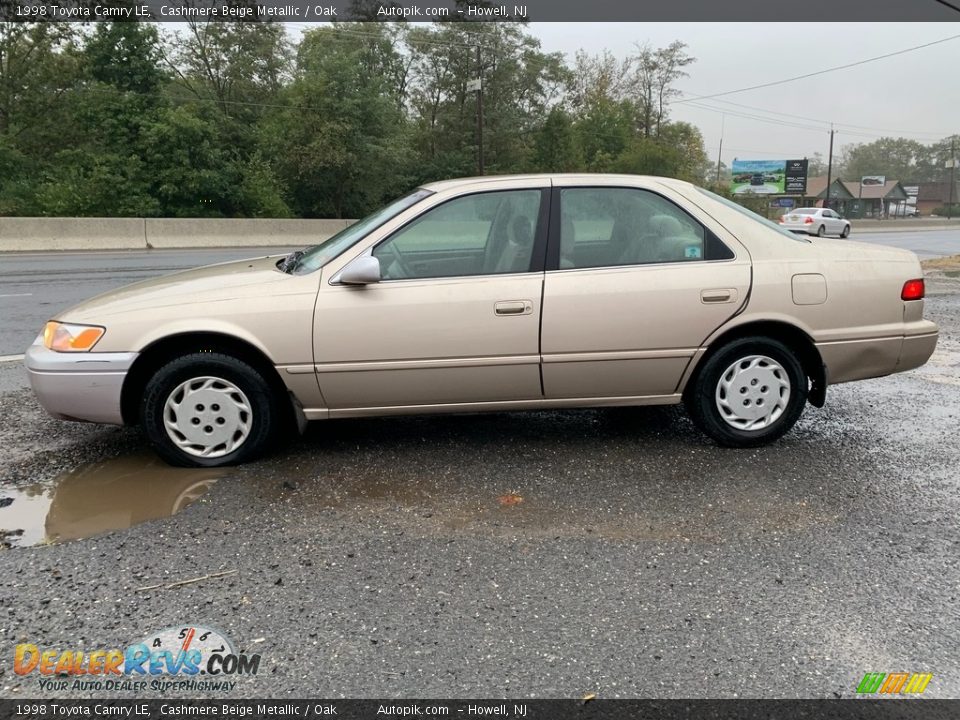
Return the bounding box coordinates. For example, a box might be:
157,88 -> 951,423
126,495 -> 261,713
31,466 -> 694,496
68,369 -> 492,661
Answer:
26,174 -> 938,466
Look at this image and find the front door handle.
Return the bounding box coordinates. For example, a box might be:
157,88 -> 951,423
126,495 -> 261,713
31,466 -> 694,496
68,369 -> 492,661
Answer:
701,288 -> 737,304
495,300 -> 533,316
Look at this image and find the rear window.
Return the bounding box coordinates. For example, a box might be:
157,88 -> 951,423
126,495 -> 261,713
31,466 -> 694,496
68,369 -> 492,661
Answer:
696,188 -> 810,243
794,209 -> 817,215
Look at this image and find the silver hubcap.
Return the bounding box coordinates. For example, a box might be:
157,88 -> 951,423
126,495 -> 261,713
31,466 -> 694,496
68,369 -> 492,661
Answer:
163,376 -> 252,458
715,355 -> 791,431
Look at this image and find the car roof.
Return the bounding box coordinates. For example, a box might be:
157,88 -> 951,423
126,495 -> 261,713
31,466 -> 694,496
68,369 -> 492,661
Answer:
419,173 -> 695,192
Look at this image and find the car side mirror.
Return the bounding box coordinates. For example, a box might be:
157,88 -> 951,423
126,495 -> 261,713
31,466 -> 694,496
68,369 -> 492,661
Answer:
335,255 -> 381,285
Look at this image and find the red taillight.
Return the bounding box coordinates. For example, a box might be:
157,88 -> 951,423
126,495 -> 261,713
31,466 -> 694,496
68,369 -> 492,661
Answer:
901,279 -> 925,301
804,217 -> 814,224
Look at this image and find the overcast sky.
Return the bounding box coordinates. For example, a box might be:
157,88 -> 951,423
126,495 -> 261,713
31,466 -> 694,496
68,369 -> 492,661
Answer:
529,23 -> 960,167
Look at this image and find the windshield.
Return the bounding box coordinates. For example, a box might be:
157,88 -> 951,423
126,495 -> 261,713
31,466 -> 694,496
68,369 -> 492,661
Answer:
696,187 -> 810,243
291,189 -> 434,274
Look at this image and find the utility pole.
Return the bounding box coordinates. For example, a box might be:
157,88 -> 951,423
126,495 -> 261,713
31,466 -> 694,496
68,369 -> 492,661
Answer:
824,125 -> 835,211
475,44 -> 484,176
715,114 -> 725,187
949,136 -> 957,220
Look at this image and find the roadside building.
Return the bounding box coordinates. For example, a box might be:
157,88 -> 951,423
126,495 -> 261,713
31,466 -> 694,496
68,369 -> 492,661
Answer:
804,177 -> 909,218
910,181 -> 960,216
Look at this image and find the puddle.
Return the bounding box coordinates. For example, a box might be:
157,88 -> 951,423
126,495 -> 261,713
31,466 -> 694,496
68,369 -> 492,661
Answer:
0,454 -> 223,548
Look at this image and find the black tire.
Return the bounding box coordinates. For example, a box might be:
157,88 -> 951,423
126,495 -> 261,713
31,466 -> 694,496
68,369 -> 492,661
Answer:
141,353 -> 279,467
840,224 -> 851,238
816,225 -> 826,237
685,337 -> 808,448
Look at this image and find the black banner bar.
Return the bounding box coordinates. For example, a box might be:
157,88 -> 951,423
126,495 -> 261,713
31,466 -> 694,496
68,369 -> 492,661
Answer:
3,700 -> 960,720
2,0 -> 960,22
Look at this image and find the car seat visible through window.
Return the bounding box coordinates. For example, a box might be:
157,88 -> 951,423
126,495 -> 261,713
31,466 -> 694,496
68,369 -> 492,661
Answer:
494,214 -> 534,274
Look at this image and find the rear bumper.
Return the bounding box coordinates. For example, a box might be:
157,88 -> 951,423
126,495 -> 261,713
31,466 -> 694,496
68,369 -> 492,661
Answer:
896,327 -> 939,373
816,321 -> 939,384
25,342 -> 137,425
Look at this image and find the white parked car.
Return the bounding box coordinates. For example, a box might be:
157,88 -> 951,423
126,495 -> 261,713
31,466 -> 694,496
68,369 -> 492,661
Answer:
779,208 -> 851,238
891,203 -> 920,217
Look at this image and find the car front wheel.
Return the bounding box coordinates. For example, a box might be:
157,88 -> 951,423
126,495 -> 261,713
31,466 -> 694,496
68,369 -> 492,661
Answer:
685,337 -> 808,448
841,224 -> 851,238
141,353 -> 278,467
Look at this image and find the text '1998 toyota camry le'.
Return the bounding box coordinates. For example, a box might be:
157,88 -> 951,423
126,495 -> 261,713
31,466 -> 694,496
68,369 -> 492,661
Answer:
25,174 -> 939,467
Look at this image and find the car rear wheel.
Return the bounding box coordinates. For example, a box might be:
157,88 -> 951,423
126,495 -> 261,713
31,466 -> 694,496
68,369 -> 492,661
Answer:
816,225 -> 826,237
685,337 -> 808,448
840,224 -> 851,238
141,353 -> 278,467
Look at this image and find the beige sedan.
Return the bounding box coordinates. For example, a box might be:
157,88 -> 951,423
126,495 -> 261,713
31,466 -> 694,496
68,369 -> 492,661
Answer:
26,175 -> 939,467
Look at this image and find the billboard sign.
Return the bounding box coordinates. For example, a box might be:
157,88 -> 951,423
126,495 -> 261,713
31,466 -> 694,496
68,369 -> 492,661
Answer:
861,175 -> 886,187
731,159 -> 808,195
785,160 -> 808,194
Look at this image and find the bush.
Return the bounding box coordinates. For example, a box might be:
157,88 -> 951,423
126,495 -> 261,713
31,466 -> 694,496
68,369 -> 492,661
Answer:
930,205 -> 960,217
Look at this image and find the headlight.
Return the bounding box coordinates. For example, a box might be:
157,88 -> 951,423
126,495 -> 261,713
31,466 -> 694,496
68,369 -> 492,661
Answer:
42,321 -> 106,352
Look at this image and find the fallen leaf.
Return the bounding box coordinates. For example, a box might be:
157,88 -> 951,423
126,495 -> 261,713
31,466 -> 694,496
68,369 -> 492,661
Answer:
497,492 -> 523,506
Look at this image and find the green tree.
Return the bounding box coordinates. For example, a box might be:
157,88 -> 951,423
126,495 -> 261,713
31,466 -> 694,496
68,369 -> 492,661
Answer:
840,137 -> 932,182
657,121 -> 710,181
165,21 -> 291,119
266,24 -> 411,218
632,41 -> 695,137
0,23 -> 78,139
406,22 -> 567,180
33,148 -> 159,217
84,22 -> 165,95
29,23 -> 170,217
531,107 -> 580,172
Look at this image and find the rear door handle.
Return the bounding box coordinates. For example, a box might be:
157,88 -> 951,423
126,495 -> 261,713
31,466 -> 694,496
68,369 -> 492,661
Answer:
495,300 -> 533,316
700,288 -> 736,304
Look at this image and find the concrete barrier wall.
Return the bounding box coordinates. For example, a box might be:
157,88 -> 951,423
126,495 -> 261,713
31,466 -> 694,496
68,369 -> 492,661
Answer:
0,217 -> 356,252
145,218 -> 354,249
0,217 -> 147,251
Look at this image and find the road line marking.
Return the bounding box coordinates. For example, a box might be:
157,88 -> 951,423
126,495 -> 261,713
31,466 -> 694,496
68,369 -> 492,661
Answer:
0,354 -> 25,363
0,293 -> 33,298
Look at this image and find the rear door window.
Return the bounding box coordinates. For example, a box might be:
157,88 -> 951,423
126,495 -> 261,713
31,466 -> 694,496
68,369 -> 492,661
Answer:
557,187 -> 731,269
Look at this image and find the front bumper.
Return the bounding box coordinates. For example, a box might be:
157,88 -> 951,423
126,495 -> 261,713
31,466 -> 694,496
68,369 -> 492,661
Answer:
25,342 -> 138,425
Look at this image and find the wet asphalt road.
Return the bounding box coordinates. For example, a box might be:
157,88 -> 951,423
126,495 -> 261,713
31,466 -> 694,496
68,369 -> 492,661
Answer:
0,267 -> 958,698
853,228 -> 960,260
1,226 -> 959,356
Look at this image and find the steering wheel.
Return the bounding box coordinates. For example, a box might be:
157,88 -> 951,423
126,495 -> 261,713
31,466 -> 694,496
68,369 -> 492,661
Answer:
377,242 -> 416,279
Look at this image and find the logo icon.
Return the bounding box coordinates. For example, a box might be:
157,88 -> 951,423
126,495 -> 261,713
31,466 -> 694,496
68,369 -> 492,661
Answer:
856,672 -> 932,695
15,624 -> 260,692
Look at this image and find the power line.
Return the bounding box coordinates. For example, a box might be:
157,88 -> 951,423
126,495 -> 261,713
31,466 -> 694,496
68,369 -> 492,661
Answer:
683,99 -> 954,144
679,94 -> 950,140
675,33 -> 960,103
684,101 -> 829,134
